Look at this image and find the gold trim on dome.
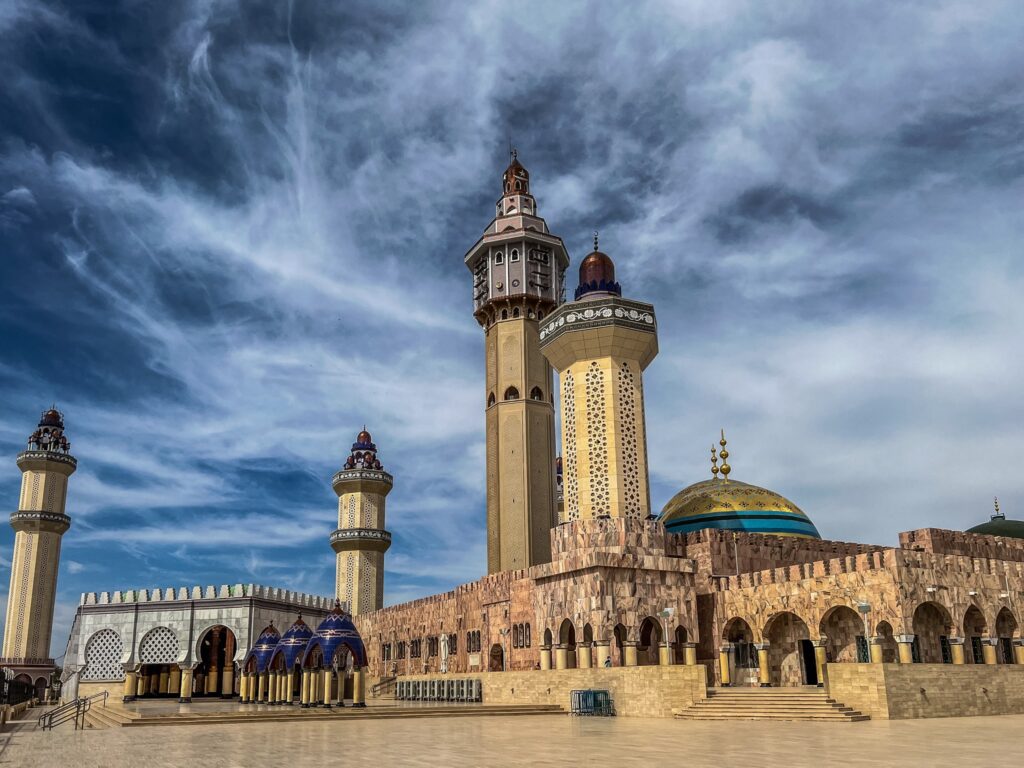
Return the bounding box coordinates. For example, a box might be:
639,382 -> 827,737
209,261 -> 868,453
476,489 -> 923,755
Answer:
659,478 -> 809,521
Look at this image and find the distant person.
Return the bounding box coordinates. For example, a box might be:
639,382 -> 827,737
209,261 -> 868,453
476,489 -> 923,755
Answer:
604,656 -> 612,668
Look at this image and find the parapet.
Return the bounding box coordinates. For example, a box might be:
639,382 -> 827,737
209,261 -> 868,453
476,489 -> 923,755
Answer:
80,583 -> 336,609
899,527 -> 1024,563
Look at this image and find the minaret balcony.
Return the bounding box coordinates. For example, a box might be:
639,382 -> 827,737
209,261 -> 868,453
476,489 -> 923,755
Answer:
16,450 -> 77,474
331,468 -> 393,496
10,510 -> 71,534
538,296 -> 659,371
330,527 -> 392,554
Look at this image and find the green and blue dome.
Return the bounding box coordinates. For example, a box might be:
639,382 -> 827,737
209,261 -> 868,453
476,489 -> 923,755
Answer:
660,478 -> 820,539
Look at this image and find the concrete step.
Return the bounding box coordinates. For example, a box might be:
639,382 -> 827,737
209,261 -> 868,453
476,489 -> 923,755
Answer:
122,704 -> 564,727
677,689 -> 868,722
84,705 -> 142,729
677,713 -> 871,722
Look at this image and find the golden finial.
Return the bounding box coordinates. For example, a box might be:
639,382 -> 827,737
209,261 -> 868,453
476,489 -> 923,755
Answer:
994,496 -> 1004,520
593,231 -> 599,251
711,445 -> 719,479
719,429 -> 731,480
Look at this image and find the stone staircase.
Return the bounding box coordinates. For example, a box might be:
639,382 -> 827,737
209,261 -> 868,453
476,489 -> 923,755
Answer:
86,703 -> 562,728
676,687 -> 869,722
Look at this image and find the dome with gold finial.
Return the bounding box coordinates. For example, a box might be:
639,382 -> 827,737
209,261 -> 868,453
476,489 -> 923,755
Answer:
966,497 -> 1024,539
659,431 -> 821,539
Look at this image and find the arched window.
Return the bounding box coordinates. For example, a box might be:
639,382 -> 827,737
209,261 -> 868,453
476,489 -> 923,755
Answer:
501,309 -> 508,320
515,180 -> 521,190
538,311 -> 544,320
494,251 -> 504,264
504,387 -> 519,401
530,386 -> 543,401
512,307 -> 520,318
526,624 -> 531,647
487,392 -> 496,407
510,249 -> 520,262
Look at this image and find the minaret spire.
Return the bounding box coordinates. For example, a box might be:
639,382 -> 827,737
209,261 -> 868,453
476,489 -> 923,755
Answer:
719,429 -> 731,481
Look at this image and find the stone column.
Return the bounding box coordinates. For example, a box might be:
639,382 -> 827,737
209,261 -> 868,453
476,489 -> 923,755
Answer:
659,642 -> 672,666
755,643 -> 771,687
136,674 -> 146,697
683,643 -> 697,666
301,669 -> 311,707
158,669 -> 170,695
594,641 -> 610,669
352,668 -> 367,708
206,627 -> 222,695
321,669 -> 333,707
718,645 -> 733,686
554,644 -> 568,670
169,666 -> 181,696
1013,639 -> 1024,665
221,633 -> 235,697
238,672 -> 248,702
812,640 -> 827,686
249,673 -> 258,702
578,643 -> 593,669
257,671 -> 267,702
123,667 -> 139,703
285,670 -> 295,704
178,666 -> 194,704
869,636 -> 884,663
623,642 -> 638,667
949,637 -> 966,665
982,637 -> 998,665
539,645 -> 552,670
269,670 -> 279,704
896,635 -> 915,664
281,672 -> 289,702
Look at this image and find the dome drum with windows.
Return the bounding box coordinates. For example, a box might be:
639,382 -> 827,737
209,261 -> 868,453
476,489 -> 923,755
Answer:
659,433 -> 821,539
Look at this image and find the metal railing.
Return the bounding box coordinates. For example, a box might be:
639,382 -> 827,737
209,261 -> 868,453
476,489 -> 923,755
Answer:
38,690 -> 108,731
370,676 -> 397,698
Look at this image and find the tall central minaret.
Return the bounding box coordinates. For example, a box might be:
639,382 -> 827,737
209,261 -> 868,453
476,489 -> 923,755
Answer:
464,152 -> 569,573
2,409 -> 76,683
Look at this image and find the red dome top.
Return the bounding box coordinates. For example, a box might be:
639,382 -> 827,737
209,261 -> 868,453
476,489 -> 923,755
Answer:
39,408 -> 63,428
579,250 -> 615,287
357,429 -> 372,444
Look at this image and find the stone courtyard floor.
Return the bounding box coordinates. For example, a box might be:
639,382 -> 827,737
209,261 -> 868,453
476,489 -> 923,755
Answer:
4,712 -> 1024,767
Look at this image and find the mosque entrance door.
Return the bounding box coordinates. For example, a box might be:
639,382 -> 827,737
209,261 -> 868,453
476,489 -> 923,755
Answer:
489,644 -> 504,672
799,640 -> 818,686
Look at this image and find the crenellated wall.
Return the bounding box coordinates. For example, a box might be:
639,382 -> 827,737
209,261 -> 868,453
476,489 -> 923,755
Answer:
79,584 -> 335,609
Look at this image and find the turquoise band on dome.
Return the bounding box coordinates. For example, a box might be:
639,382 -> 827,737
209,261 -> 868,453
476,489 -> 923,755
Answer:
662,509 -> 820,538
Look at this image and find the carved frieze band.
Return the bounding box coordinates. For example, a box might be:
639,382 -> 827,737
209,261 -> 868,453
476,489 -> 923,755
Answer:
539,298 -> 656,343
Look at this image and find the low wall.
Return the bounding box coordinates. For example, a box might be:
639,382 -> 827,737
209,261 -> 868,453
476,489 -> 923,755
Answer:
826,663 -> 1024,719
76,681 -> 121,702
399,665 -> 707,717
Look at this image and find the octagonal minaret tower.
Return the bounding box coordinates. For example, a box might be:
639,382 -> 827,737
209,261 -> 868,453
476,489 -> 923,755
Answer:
464,150 -> 570,573
539,237 -> 658,521
331,429 -> 392,615
2,408 -> 77,686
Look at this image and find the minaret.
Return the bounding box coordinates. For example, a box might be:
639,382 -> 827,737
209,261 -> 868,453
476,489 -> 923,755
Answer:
2,409 -> 76,685
539,236 -> 658,520
330,429 -> 392,615
464,151 -> 569,572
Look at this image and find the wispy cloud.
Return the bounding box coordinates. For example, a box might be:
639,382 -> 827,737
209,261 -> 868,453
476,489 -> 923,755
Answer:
0,0 -> 1021,657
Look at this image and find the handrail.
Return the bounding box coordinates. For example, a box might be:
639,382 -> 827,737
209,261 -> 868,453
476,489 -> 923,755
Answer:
37,694 -> 100,731
370,675 -> 397,697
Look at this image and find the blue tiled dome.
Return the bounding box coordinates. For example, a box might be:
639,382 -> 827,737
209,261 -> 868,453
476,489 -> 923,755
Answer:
272,615 -> 314,668
302,602 -> 367,668
243,624 -> 281,673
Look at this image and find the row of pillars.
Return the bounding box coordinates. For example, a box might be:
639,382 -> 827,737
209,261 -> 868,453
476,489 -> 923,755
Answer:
122,665 -> 213,703
237,668 -> 367,708
716,636 -> 1024,687
538,641 -> 699,670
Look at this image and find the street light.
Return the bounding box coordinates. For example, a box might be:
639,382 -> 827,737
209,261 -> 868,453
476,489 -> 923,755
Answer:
659,608 -> 676,662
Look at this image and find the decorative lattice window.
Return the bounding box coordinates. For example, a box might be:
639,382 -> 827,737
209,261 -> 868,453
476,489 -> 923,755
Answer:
346,496 -> 356,528
82,629 -> 125,680
618,362 -> 641,517
139,626 -> 179,665
563,370 -> 578,520
585,363 -> 610,517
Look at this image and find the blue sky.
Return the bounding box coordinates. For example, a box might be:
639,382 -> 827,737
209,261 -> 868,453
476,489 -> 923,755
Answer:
1,1 -> 1023,659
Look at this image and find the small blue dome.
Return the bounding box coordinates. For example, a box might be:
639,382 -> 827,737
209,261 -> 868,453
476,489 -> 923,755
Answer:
302,602 -> 367,668
272,615 -> 314,668
243,624 -> 281,673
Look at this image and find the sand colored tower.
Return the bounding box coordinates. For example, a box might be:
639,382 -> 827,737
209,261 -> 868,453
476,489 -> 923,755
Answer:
539,237 -> 658,521
2,409 -> 77,691
331,430 -> 392,615
464,151 -> 570,573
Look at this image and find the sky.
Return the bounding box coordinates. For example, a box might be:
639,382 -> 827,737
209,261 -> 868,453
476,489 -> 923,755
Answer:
1,0 -> 1023,660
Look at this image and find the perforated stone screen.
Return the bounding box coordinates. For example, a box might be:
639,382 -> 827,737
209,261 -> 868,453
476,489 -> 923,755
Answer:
82,629 -> 125,680
139,626 -> 179,664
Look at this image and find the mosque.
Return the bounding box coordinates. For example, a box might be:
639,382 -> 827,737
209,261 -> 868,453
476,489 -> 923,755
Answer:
3,154 -> 1024,719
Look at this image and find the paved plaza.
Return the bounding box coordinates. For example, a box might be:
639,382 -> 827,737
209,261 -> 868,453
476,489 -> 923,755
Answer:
4,713 -> 1024,767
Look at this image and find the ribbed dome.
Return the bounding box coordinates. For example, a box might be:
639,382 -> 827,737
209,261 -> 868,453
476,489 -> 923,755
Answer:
660,478 -> 820,539
274,615 -> 314,667
575,245 -> 622,300
39,409 -> 63,428
244,624 -> 282,673
302,602 -> 367,668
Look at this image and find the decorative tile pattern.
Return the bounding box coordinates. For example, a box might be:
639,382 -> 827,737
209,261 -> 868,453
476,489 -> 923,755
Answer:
82,629 -> 125,680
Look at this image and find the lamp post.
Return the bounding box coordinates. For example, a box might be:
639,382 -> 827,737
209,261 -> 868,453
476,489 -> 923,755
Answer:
659,608 -> 675,665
